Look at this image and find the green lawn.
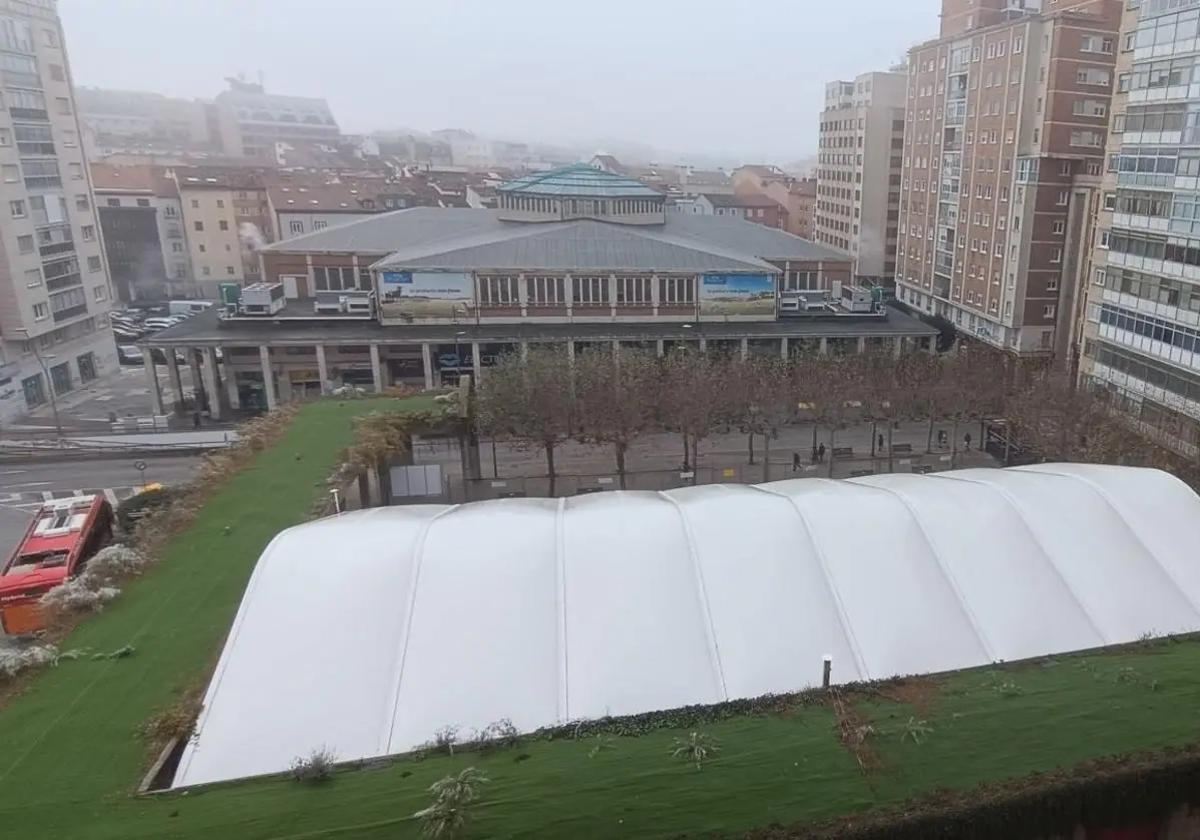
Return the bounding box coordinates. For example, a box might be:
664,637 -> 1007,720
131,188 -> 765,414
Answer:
1,395 -> 1199,839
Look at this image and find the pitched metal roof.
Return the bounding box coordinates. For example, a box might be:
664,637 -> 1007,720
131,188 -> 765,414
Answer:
263,207 -> 851,267
497,164 -> 663,198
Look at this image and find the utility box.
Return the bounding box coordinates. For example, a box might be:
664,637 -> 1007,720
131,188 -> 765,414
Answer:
240,282 -> 286,316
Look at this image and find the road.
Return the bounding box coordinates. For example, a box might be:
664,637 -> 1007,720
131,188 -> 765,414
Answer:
0,454 -> 203,559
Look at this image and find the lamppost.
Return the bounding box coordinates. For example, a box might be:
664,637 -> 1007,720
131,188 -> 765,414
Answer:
15,328 -> 62,442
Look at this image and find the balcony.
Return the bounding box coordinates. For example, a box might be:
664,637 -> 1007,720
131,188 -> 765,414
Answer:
46,272 -> 81,292
933,274 -> 952,299
39,240 -> 74,258
9,108 -> 47,121
16,141 -> 54,156
51,303 -> 88,322
24,175 -> 60,189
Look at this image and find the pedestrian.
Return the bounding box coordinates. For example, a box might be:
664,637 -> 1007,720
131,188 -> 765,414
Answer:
877,433 -> 885,452
964,432 -> 972,451
817,443 -> 826,463
811,445 -> 818,465
192,410 -> 201,429
937,429 -> 947,448
792,451 -> 801,472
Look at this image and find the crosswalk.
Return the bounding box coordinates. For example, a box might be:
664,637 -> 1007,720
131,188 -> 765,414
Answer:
0,487 -> 142,510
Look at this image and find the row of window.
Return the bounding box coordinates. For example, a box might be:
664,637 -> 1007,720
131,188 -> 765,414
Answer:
477,275 -> 700,307
1098,303 -> 1200,354
1107,230 -> 1200,267
1091,343 -> 1200,408
1098,265 -> 1200,313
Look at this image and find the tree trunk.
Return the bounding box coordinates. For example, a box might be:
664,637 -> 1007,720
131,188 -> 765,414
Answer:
811,423 -> 818,459
762,432 -> 771,483
950,417 -> 960,469
870,420 -> 878,457
545,440 -> 557,497
926,412 -> 935,454
682,431 -> 690,471
828,427 -> 836,478
888,424 -> 895,473
747,432 -> 756,465
357,470 -> 371,509
615,441 -> 627,490
691,436 -> 699,473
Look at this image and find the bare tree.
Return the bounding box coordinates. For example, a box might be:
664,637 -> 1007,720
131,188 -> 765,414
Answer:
573,347 -> 657,489
475,346 -> 574,495
656,348 -> 724,471
720,357 -> 796,482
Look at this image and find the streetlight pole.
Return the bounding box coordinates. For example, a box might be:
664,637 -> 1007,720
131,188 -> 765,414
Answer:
17,329 -> 62,442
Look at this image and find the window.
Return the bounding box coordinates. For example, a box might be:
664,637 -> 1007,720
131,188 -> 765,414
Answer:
136,198 -> 150,208
24,268 -> 40,288
289,220 -> 303,234
54,97 -> 70,115
2,164 -> 18,183
32,302 -> 47,321
190,199 -> 199,209
163,205 -> 176,218
62,129 -> 76,148
1049,247 -> 1062,264
198,244 -> 206,253
68,162 -> 82,180
93,285 -> 106,302
17,234 -> 32,254
201,266 -> 211,276
1080,34 -> 1113,54
1070,130 -> 1104,147
42,28 -> 58,47
1044,304 -> 1057,318
171,242 -> 183,253
218,220 -> 229,231
1103,192 -> 1116,210
0,128 -> 8,148
1076,68 -> 1111,86
615,276 -> 652,305
87,255 -> 101,272
9,199 -> 23,218
1073,99 -> 1108,118
528,275 -> 565,306
216,199 -> 224,209
105,198 -> 120,208
81,224 -> 94,241
572,275 -> 609,306
194,221 -> 204,232
48,63 -> 65,82
479,275 -> 518,306
1013,35 -> 1023,54
226,265 -> 235,275
313,220 -> 327,231
1052,220 -> 1066,235
1057,191 -> 1069,206
75,194 -> 88,211
313,266 -> 370,293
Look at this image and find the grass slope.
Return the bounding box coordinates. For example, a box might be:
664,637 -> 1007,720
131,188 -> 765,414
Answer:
1,397 -> 1198,839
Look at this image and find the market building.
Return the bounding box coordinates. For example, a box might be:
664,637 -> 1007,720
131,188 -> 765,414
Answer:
142,165 -> 936,415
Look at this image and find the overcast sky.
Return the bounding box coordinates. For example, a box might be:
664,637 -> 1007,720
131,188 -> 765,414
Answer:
59,0 -> 939,165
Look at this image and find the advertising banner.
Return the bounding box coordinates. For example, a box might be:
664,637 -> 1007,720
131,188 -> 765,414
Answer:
379,271 -> 475,322
698,274 -> 775,317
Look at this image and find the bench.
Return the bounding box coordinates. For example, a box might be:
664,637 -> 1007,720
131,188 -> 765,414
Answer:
832,446 -> 855,460
891,443 -> 913,456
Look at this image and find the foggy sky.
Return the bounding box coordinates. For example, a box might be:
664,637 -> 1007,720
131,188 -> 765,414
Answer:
59,0 -> 940,164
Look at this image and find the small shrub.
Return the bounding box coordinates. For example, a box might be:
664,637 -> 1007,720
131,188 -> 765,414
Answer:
901,717 -> 934,745
433,725 -> 459,756
289,747 -> 336,783
0,644 -> 65,680
40,544 -> 147,617
670,731 -> 720,770
116,488 -> 176,533
479,717 -> 520,749
414,767 -> 488,839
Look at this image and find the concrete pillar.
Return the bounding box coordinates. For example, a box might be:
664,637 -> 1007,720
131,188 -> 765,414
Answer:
566,339 -> 575,364
164,348 -> 184,413
259,345 -> 277,410
143,351 -> 164,416
656,338 -> 665,357
780,337 -> 789,360
202,347 -> 222,420
369,344 -> 383,393
699,337 -> 708,352
187,349 -> 203,410
315,344 -> 330,394
471,341 -> 482,382
421,342 -> 434,390
819,337 -> 829,356
611,339 -> 621,357
224,359 -> 241,410
857,336 -> 867,354
740,337 -> 749,360
520,340 -> 529,361
893,335 -> 904,359
928,336 -> 938,354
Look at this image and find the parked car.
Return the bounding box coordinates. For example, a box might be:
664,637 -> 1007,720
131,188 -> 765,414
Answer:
142,316 -> 184,331
116,345 -> 144,366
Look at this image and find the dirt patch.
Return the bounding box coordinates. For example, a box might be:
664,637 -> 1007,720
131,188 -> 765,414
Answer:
829,690 -> 881,775
876,677 -> 940,716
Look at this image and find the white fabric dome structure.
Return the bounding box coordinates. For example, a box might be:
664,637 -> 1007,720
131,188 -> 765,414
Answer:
175,464 -> 1200,787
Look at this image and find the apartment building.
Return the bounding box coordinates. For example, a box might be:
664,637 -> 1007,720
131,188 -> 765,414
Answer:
76,87 -> 216,160
0,0 -> 116,420
815,71 -> 906,286
693,192 -> 788,229
732,166 -> 818,239
91,165 -> 191,300
212,79 -> 339,162
173,168 -> 270,295
1078,0 -> 1200,458
895,0 -> 1121,355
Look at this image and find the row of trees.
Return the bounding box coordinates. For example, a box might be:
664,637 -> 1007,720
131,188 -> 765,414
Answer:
474,344 -> 1199,493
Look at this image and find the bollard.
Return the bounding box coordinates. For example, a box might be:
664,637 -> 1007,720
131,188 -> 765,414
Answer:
822,655 -> 832,689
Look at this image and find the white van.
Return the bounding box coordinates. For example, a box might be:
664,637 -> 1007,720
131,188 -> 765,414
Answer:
168,300 -> 214,317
